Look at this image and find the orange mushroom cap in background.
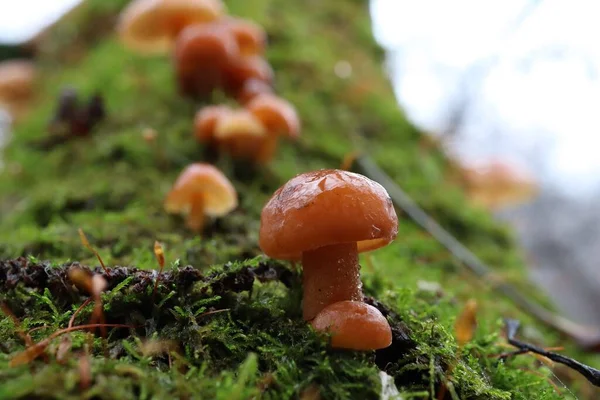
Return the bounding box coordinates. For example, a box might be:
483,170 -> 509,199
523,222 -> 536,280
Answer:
246,93 -> 300,139
461,158 -> 538,209
236,78 -> 274,105
165,163 -> 237,231
220,17 -> 267,56
213,109 -> 269,162
0,60 -> 36,117
259,169 -> 398,261
311,301 -> 392,350
224,55 -> 274,96
118,0 -> 226,54
174,24 -> 240,97
194,105 -> 232,142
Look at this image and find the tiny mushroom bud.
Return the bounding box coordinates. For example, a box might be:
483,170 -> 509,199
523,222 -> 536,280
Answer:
311,301 -> 392,350
0,60 -> 35,116
220,17 -> 267,56
174,24 -> 240,97
246,93 -> 300,139
213,109 -> 269,163
194,104 -> 232,143
259,169 -> 398,322
117,0 -> 226,54
165,163 -> 237,232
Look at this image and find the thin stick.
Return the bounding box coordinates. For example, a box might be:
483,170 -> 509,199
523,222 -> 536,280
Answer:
503,319 -> 600,387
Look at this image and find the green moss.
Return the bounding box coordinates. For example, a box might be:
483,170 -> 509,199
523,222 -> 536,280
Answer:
0,0 -> 596,398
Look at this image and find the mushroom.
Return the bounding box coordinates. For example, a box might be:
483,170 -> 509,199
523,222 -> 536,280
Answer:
213,109 -> 270,163
259,169 -> 398,321
117,0 -> 226,54
194,104 -> 232,143
165,163 -> 237,231
0,60 -> 36,117
220,17 -> 267,56
236,78 -> 273,105
311,301 -> 392,350
224,55 -> 274,96
460,159 -> 538,209
173,24 -> 240,97
245,93 -> 300,138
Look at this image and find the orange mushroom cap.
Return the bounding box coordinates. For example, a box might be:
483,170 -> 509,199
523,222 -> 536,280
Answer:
174,24 -> 240,97
236,78 -> 274,105
246,93 -> 300,138
194,105 -> 232,142
165,163 -> 237,217
0,60 -> 36,115
224,55 -> 274,95
461,158 -> 538,209
220,17 -> 267,56
311,301 -> 392,350
117,0 -> 226,54
214,109 -> 269,161
259,169 -> 398,260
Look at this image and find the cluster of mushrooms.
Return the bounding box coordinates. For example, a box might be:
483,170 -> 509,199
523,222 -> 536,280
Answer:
117,0 -> 396,350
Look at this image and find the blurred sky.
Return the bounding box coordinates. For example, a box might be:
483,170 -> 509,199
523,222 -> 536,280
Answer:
0,0 -> 81,43
371,0 -> 600,197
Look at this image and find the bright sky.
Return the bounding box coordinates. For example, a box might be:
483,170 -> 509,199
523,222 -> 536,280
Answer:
0,0 -> 81,43
371,0 -> 600,196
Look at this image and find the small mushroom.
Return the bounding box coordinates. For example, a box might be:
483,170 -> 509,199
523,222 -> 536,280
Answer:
311,301 -> 392,350
213,109 -> 269,163
224,55 -> 274,96
245,93 -> 300,138
220,17 -> 267,56
460,159 -> 538,209
165,163 -> 237,232
0,60 -> 36,117
236,78 -> 273,105
174,24 -> 240,97
117,0 -> 226,54
194,104 -> 232,143
259,169 -> 398,321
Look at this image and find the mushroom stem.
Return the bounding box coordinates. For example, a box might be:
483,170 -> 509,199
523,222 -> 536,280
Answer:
301,242 -> 363,321
186,194 -> 205,232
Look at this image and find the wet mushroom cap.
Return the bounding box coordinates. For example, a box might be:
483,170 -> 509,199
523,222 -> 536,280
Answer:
311,301 -> 392,350
174,24 -> 240,96
259,169 -> 398,260
194,105 -> 232,142
246,93 -> 300,138
165,163 -> 237,216
118,0 -> 226,54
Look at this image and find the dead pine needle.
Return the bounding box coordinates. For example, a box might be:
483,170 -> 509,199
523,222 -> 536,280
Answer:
79,345 -> 92,390
78,228 -> 111,276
